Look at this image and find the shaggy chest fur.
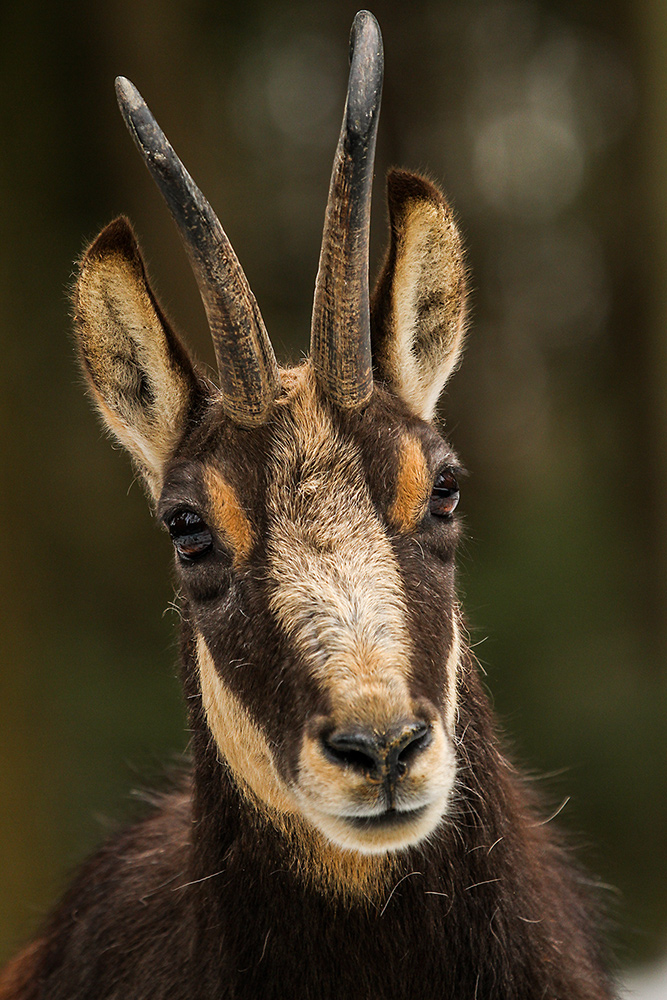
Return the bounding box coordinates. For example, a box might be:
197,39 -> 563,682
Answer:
19,663 -> 609,1000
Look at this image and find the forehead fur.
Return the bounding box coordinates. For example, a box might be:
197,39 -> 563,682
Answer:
266,367 -> 414,719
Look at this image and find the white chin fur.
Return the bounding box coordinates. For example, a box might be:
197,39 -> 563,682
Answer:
296,787 -> 454,856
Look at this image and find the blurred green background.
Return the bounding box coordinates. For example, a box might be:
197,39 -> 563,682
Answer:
1,0 -> 666,973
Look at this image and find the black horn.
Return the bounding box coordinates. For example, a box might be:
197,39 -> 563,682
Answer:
115,77 -> 280,427
310,10 -> 383,409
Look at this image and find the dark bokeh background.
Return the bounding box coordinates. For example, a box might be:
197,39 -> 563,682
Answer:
1,0 -> 666,972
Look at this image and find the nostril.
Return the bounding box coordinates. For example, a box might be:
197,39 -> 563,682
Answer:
320,720 -> 432,782
321,731 -> 383,777
394,722 -> 432,777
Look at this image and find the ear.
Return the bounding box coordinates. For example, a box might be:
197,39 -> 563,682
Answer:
73,218 -> 200,496
371,170 -> 467,421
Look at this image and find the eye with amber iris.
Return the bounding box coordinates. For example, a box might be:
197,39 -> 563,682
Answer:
429,469 -> 460,518
165,509 -> 213,563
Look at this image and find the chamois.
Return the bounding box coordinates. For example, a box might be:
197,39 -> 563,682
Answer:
0,11 -> 615,1000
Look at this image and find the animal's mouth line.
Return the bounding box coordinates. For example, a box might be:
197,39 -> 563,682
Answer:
341,805 -> 429,831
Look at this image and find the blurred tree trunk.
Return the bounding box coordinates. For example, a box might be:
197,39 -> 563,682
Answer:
636,5 -> 667,668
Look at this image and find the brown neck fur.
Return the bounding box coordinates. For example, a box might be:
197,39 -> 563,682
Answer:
177,617 -> 614,1000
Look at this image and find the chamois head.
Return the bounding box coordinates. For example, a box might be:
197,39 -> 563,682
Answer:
73,11 -> 467,858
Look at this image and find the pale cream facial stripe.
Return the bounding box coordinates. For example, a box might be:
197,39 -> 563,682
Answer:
195,633 -> 295,815
388,433 -> 430,533
204,467 -> 254,565
197,633 -> 395,891
266,371 -> 414,721
444,609 -> 461,736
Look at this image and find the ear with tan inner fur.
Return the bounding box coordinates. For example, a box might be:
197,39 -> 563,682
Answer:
74,217 -> 200,496
371,170 -> 467,421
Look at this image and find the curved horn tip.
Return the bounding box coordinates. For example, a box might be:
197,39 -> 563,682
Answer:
115,76 -> 141,110
349,11 -> 383,67
346,12 -> 383,137
115,76 -> 157,157
350,10 -> 381,47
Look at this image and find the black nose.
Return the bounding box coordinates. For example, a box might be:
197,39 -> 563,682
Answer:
321,720 -> 432,786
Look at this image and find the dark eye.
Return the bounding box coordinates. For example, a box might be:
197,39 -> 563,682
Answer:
430,469 -> 459,518
165,509 -> 213,563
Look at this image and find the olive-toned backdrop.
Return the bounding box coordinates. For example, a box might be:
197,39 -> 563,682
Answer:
1,0 -> 665,971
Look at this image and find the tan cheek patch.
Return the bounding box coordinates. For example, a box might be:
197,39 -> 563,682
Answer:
204,467 -> 254,565
196,634 -> 294,815
388,434 -> 430,533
